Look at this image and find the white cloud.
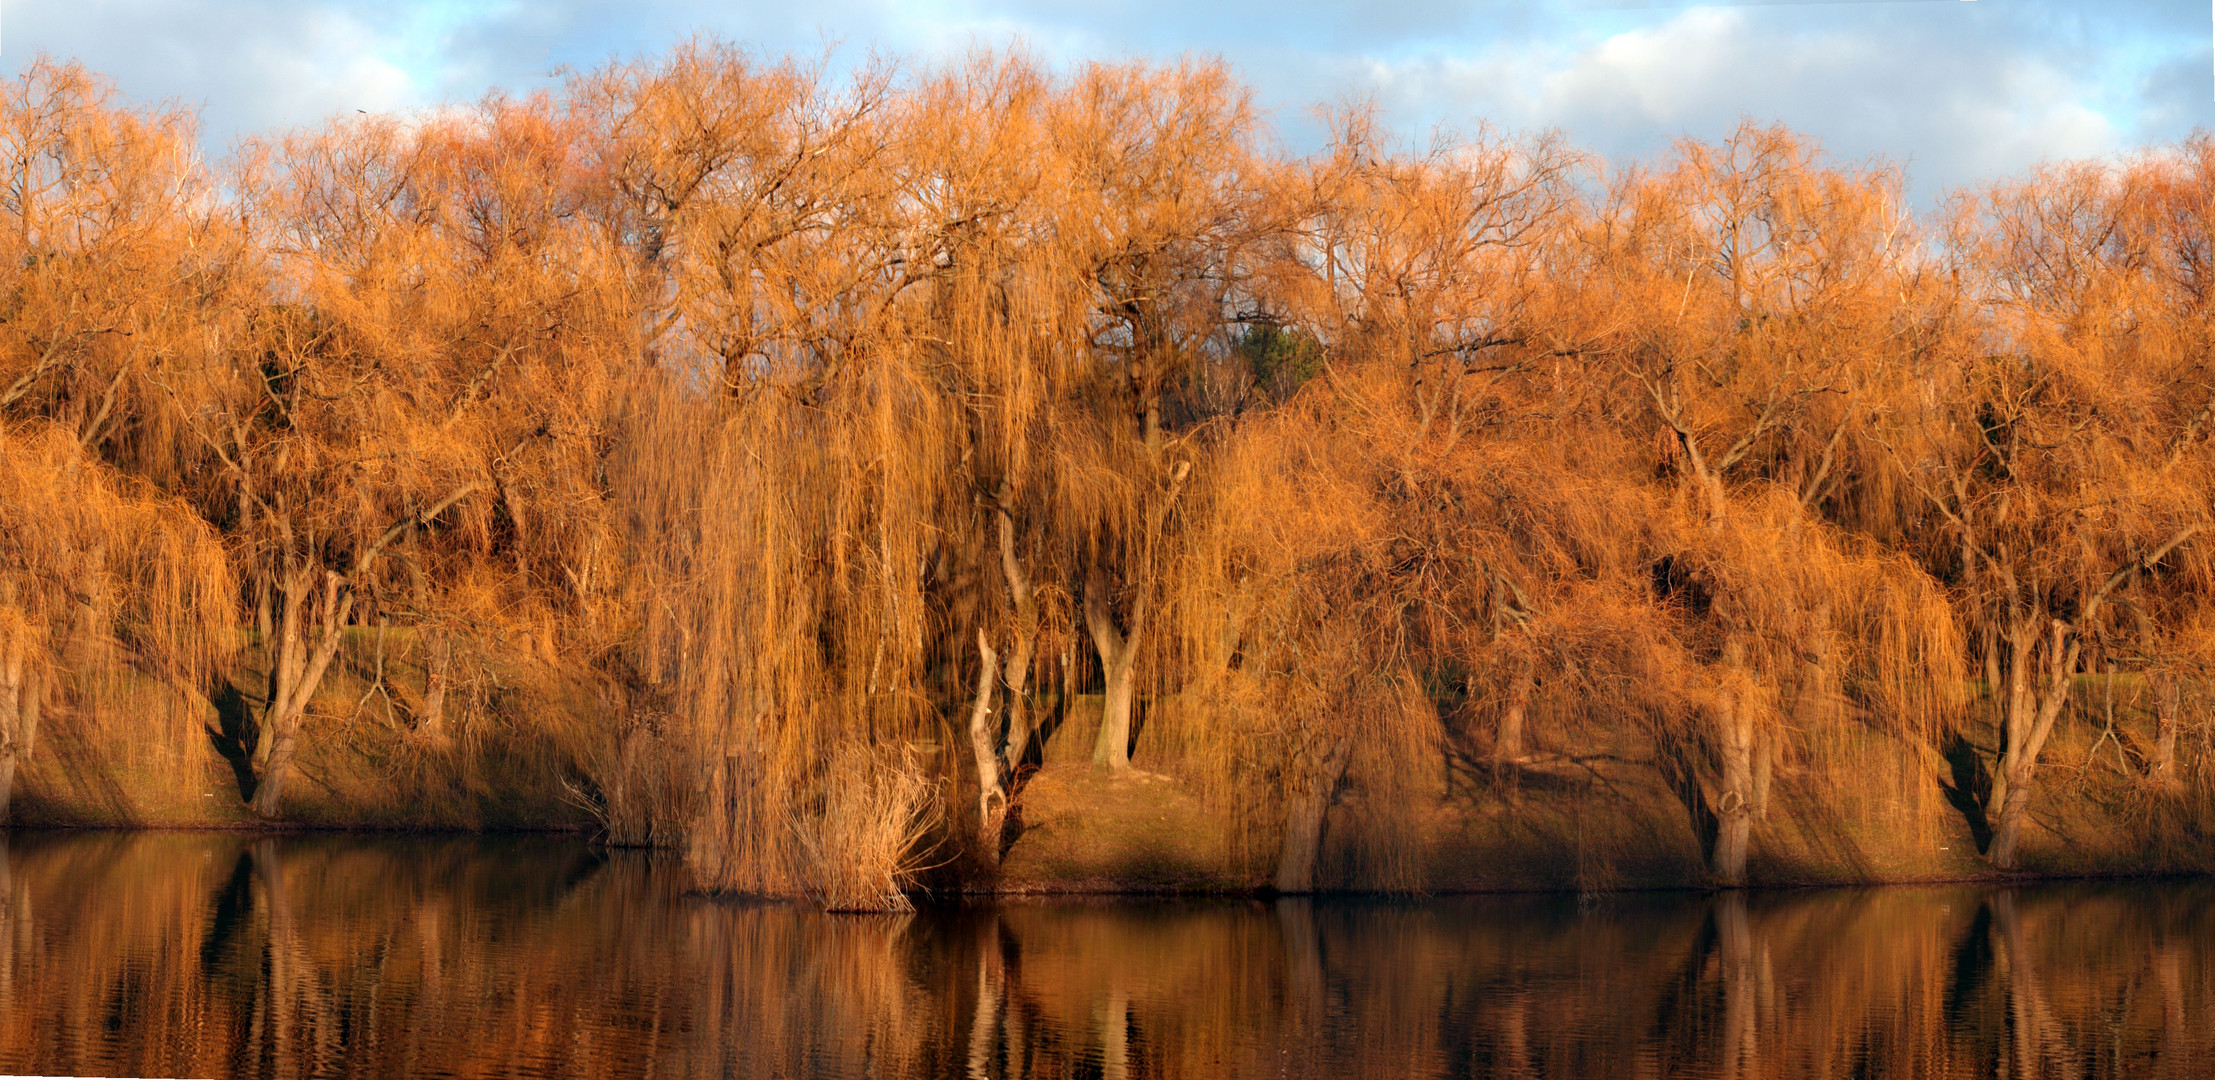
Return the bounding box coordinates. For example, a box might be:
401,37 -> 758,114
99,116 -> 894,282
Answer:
3,0 -> 2205,199
1314,4 -> 2140,203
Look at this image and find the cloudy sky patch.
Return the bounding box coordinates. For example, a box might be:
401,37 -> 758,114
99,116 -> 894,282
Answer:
10,0 -> 2209,201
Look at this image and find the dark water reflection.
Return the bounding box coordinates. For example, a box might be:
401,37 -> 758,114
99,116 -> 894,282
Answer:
2,832 -> 2212,1079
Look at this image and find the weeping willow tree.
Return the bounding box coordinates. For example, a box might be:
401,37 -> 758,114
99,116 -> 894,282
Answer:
598,45 -> 966,904
1869,152 -> 2215,869
608,50 -> 1279,902
0,424 -> 233,816
0,60 -> 241,818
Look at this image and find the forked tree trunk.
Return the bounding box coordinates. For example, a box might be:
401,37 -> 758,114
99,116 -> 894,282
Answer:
1274,736 -> 1350,894
252,568 -> 358,818
1979,529 -> 2199,868
1084,462 -> 1188,774
247,482 -> 483,818
1989,618 -> 2075,870
998,635 -> 1036,772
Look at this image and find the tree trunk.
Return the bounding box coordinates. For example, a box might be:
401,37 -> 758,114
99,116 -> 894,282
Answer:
999,633 -> 1035,773
1084,462 -> 1187,773
1988,763 -> 2035,870
0,648 -> 35,821
1085,563 -> 1142,773
994,499 -> 1038,774
1494,656 -> 1534,765
254,569 -> 274,645
1989,618 -> 2077,870
255,567 -> 308,775
1712,646 -> 1754,887
419,628 -> 452,738
1094,645 -> 1136,771
1985,617 -> 2037,864
2150,674 -> 2181,788
252,570 -> 357,818
1274,737 -> 1350,894
966,630 -> 1004,868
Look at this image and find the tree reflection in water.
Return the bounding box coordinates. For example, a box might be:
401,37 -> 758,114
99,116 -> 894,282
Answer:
0,832 -> 2211,1079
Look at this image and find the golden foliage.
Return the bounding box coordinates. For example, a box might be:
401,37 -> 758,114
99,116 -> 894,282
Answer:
5,46 -> 2215,893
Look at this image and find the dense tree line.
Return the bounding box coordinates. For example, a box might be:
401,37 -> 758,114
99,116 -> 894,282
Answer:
2,47 -> 2213,901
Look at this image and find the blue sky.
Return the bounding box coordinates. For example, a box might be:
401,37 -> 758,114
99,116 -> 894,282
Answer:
12,0 -> 2212,203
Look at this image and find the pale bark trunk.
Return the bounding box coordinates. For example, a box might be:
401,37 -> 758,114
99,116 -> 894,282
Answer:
999,634 -> 1036,772
1712,645 -> 1754,886
418,628 -> 452,737
1494,657 -> 1534,764
0,648 -> 19,810
1274,737 -> 1350,894
2150,674 -> 2181,787
966,630 -> 1004,867
1094,648 -> 1136,771
1086,563 -> 1141,773
994,499 -> 1038,773
248,482 -> 480,814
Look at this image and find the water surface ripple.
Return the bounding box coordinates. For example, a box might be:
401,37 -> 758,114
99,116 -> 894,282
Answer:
0,831 -> 2208,1079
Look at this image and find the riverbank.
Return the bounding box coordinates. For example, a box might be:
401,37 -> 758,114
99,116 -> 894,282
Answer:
10,674 -> 2207,895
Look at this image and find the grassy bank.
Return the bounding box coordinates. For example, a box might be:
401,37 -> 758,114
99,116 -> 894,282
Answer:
994,690 -> 2215,894
8,628 -> 598,833
8,635 -> 2213,895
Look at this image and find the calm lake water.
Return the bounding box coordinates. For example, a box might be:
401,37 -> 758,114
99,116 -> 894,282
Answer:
0,831 -> 2210,1079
